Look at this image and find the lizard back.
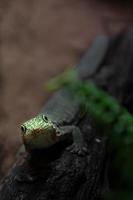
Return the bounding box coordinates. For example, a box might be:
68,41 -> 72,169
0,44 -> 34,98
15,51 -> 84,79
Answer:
40,89 -> 80,125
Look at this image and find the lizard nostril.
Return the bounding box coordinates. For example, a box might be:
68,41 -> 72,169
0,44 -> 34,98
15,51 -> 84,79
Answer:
21,125 -> 27,133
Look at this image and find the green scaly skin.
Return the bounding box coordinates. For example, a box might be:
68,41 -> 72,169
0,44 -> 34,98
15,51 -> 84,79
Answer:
21,115 -> 60,150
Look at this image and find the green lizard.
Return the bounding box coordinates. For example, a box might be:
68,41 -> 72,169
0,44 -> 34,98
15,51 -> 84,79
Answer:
20,36 -> 109,155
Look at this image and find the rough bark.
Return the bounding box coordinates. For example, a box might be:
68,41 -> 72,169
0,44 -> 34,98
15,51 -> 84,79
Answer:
0,30 -> 133,200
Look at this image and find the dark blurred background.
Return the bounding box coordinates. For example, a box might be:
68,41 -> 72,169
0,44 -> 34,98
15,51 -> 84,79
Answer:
0,0 -> 133,178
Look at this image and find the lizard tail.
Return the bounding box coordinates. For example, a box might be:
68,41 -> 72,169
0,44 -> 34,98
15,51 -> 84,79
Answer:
45,36 -> 110,91
76,35 -> 109,80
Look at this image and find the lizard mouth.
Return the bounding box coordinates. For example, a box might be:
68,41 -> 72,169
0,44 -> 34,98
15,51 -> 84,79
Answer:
21,130 -> 35,151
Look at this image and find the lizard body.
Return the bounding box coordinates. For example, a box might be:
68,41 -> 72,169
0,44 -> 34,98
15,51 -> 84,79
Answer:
21,89 -> 84,152
21,36 -> 109,154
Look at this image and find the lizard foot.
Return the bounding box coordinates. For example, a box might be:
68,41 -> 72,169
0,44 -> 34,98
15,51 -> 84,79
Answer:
66,143 -> 88,156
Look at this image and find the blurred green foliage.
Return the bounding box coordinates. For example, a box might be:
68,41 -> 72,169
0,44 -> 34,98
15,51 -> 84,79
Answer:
46,69 -> 133,199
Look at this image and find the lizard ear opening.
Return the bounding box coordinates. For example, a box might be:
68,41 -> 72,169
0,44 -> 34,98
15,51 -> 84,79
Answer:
42,115 -> 48,122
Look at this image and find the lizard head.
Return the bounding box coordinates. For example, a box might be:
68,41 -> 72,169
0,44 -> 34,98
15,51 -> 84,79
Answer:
21,114 -> 59,150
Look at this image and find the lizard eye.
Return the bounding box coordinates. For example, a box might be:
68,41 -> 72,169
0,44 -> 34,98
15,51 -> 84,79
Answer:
21,125 -> 27,133
42,115 -> 48,122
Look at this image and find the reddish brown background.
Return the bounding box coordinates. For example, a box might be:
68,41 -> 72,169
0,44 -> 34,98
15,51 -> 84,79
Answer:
0,0 -> 133,178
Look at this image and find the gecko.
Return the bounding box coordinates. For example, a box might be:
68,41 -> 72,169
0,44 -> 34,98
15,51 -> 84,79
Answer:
20,36 -> 109,155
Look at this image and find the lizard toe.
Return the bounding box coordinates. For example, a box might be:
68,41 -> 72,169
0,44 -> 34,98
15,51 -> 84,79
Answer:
66,143 -> 88,156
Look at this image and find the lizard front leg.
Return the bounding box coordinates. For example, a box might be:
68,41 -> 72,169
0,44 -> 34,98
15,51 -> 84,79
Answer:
56,125 -> 88,156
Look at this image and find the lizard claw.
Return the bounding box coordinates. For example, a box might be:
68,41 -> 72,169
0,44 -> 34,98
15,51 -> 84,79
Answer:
66,143 -> 88,156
